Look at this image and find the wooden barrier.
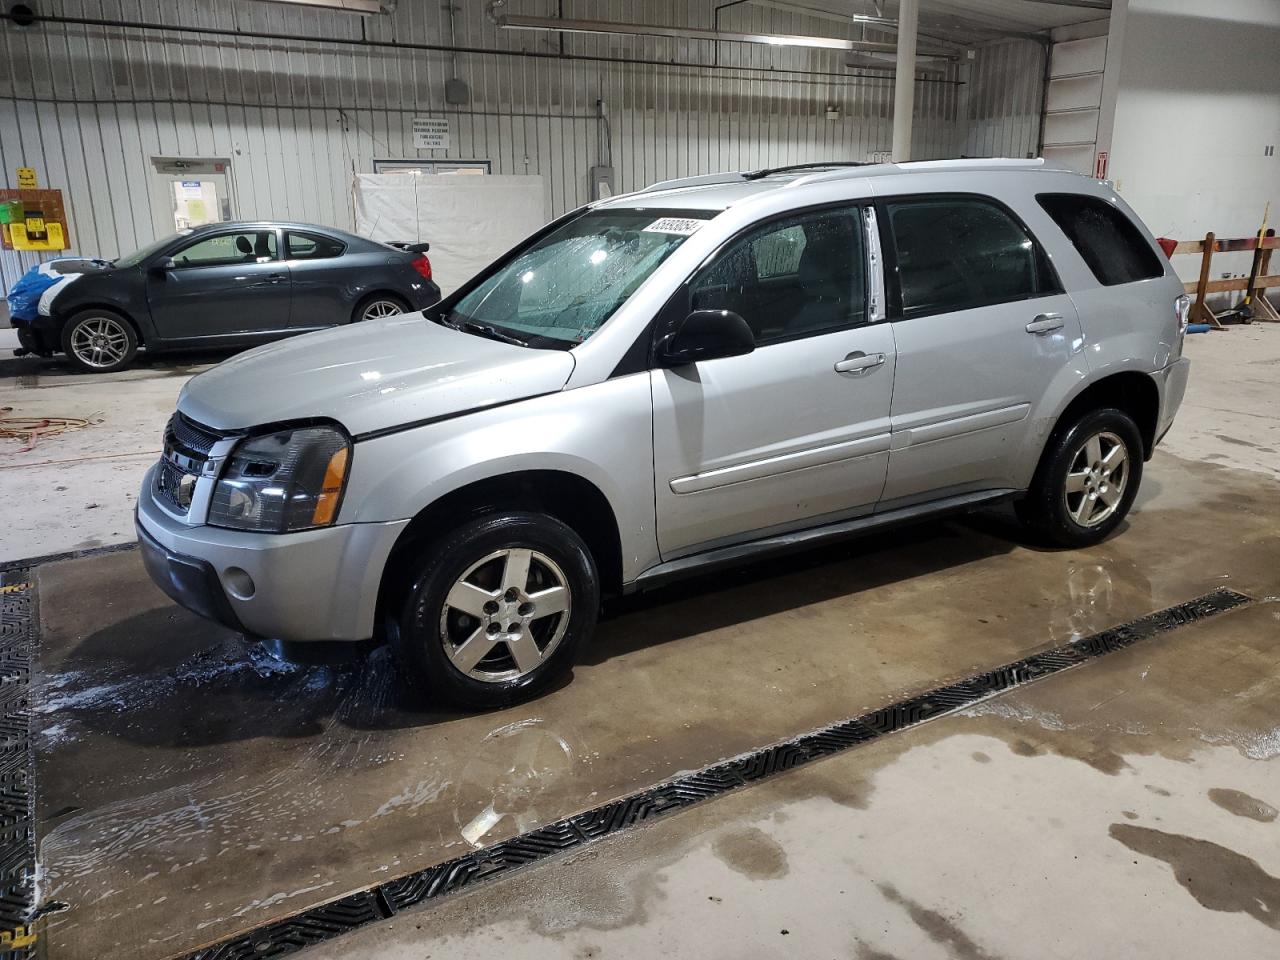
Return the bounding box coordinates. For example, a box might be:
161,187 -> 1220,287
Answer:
1157,229 -> 1280,328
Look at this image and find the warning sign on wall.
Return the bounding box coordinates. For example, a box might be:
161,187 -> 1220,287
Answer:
412,118 -> 451,150
1094,151 -> 1109,179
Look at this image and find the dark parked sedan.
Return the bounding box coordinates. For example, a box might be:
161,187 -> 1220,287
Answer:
15,221 -> 441,372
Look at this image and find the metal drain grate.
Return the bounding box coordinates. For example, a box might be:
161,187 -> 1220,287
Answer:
0,565 -> 35,960
174,587 -> 1250,960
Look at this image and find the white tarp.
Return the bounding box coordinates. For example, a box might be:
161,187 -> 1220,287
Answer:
352,174 -> 546,294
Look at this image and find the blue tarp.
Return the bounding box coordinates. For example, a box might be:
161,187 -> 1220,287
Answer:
5,264 -> 60,324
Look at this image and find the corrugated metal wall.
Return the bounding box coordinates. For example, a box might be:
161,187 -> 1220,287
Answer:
0,0 -> 1043,293
964,38 -> 1046,159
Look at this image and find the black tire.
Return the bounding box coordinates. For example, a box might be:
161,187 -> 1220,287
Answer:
1016,407 -> 1144,548
392,512 -> 600,710
352,292 -> 409,323
60,308 -> 139,373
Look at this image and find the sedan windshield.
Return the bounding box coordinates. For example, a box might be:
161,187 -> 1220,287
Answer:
113,231 -> 192,268
442,208 -> 717,347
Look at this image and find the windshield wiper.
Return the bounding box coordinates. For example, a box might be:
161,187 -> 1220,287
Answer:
441,316 -> 529,347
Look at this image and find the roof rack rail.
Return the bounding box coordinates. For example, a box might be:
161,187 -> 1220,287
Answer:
743,161 -> 872,181
634,171 -> 748,194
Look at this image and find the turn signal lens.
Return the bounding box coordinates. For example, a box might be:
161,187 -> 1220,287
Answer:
1173,293 -> 1191,359
311,447 -> 350,526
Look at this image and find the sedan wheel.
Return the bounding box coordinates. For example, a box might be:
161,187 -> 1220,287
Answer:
71,316 -> 130,368
62,311 -> 139,373
360,298 -> 405,321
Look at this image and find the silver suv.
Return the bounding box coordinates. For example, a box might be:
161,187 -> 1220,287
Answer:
137,159 -> 1191,709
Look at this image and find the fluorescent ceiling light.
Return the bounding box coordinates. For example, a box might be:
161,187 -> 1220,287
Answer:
494,13 -> 956,58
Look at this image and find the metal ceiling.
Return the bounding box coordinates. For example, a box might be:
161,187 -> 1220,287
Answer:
762,0 -> 1110,44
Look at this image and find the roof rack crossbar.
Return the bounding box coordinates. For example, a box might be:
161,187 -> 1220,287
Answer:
742,161 -> 872,181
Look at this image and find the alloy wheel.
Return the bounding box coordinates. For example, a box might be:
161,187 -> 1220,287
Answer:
1064,430 -> 1130,528
438,548 -> 572,682
362,299 -> 404,321
69,316 -> 130,369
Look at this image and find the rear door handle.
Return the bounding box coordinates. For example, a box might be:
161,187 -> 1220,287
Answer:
266,273 -> 288,284
1025,313 -> 1064,334
834,352 -> 886,374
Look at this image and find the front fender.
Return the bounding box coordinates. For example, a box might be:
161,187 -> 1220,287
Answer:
53,269 -> 157,342
339,376 -> 660,581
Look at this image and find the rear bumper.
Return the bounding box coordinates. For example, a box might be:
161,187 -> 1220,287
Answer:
1154,356 -> 1191,448
136,465 -> 409,642
408,280 -> 442,310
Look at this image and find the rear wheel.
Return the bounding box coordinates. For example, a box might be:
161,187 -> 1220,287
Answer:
1017,407 -> 1144,548
353,293 -> 408,323
61,309 -> 138,373
392,512 -> 599,710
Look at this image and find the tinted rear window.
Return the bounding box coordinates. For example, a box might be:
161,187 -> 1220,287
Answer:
1037,193 -> 1163,286
884,196 -> 1058,318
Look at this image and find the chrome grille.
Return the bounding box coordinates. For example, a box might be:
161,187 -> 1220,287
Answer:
166,412 -> 219,457
155,413 -> 220,514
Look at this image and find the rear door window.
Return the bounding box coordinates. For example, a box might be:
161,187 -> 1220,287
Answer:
883,196 -> 1058,318
1037,193 -> 1164,286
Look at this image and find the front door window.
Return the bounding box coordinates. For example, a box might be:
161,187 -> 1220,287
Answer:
172,231 -> 278,268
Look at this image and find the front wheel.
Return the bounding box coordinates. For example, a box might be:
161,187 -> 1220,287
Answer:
392,512 -> 600,710
61,309 -> 138,373
1016,407 -> 1144,548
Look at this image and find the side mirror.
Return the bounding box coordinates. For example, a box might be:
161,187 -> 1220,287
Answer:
659,310 -> 755,366
152,257 -> 176,273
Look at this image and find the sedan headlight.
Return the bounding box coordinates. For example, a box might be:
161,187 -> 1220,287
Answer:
209,425 -> 351,532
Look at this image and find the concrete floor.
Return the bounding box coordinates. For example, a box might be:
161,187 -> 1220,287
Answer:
29,448 -> 1280,959
2,322 -> 1280,562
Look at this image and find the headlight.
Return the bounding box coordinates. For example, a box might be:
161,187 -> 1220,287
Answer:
208,425 -> 351,532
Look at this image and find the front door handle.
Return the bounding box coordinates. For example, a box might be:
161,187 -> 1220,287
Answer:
1025,313 -> 1064,334
266,273 -> 288,284
834,351 -> 886,374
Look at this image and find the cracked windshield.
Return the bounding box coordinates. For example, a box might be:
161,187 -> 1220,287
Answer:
443,208 -> 717,346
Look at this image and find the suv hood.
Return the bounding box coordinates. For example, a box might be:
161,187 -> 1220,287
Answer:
178,315 -> 576,437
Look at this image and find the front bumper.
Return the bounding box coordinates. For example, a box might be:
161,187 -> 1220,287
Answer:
136,465 -> 409,642
137,520 -> 249,634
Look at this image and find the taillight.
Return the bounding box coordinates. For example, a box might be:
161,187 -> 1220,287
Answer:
1173,293 -> 1191,359
1156,237 -> 1177,258
411,254 -> 432,281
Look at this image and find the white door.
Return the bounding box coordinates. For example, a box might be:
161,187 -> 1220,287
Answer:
651,204 -> 897,558
150,158 -> 232,236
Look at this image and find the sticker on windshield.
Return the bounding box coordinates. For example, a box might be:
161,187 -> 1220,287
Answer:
642,217 -> 705,236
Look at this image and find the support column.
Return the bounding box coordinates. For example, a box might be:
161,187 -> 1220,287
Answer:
891,0 -> 919,161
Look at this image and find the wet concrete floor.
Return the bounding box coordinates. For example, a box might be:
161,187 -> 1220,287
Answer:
30,450 -> 1280,958
319,599 -> 1280,960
